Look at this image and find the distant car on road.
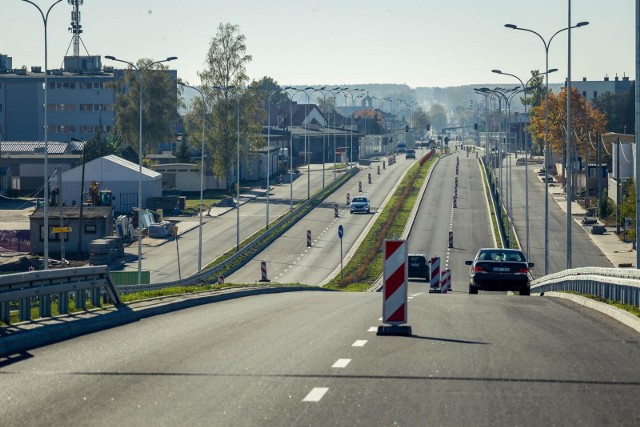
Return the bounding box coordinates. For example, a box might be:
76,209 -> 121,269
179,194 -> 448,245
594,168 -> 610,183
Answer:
406,149 -> 416,159
350,196 -> 370,214
408,253 -> 429,281
465,248 -> 533,295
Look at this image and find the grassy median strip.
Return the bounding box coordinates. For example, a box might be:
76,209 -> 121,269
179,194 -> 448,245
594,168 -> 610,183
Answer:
324,154 -> 439,292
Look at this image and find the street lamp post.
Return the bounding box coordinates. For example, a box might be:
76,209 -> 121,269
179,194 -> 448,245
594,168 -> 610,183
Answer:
177,82 -> 232,269
105,55 -> 177,284
21,0 -> 64,270
505,20 -> 589,274
492,68 -> 558,259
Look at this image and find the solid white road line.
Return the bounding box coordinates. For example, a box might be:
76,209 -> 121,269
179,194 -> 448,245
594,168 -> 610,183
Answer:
332,359 -> 351,368
303,387 -> 329,402
352,340 -> 368,347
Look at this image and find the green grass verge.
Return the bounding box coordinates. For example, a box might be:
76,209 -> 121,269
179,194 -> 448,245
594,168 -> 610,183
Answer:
324,154 -> 439,291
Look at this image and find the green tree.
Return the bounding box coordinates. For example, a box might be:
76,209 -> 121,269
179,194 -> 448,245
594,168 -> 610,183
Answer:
429,104 -> 448,132
83,129 -> 124,162
521,70 -> 546,108
413,107 -> 430,134
113,58 -> 177,159
592,84 -> 635,134
194,23 -> 262,190
249,76 -> 289,106
620,177 -> 636,239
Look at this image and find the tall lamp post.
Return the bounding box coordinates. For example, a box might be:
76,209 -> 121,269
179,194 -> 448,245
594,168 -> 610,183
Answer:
105,55 -> 177,284
177,82 -> 231,271
505,20 -> 589,274
492,68 -> 558,259
21,0 -> 64,270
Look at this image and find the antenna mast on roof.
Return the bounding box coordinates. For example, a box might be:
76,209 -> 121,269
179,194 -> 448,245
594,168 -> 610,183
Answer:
68,0 -> 83,57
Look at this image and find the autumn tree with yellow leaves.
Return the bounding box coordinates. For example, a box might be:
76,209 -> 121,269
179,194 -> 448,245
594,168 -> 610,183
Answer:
528,87 -> 606,158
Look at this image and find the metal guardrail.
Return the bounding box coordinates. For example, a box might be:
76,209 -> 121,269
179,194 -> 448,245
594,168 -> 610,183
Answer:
0,266 -> 122,323
531,267 -> 640,307
479,157 -> 506,248
117,167 -> 359,294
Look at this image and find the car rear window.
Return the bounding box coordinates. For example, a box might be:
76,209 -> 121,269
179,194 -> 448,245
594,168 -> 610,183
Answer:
408,256 -> 425,264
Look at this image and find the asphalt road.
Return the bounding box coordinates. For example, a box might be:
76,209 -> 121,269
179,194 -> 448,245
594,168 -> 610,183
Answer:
408,151 -> 494,291
123,165 -> 345,282
225,154 -> 418,285
4,150 -> 640,425
3,290 -> 640,426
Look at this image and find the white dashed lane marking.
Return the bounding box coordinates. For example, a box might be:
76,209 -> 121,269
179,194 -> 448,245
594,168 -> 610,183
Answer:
352,340 -> 368,347
368,327 -> 377,332
303,387 -> 329,402
332,359 -> 351,368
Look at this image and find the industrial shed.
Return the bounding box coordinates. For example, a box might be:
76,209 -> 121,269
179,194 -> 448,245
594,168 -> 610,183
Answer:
58,155 -> 162,214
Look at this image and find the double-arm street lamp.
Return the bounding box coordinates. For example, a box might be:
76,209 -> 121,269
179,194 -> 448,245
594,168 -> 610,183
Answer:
505,20 -> 589,274
177,82 -> 232,271
105,55 -> 177,284
284,87 -> 314,199
492,68 -> 558,259
336,88 -> 364,167
21,0 -> 64,270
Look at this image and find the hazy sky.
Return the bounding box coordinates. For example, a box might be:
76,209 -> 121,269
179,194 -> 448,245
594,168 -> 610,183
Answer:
2,0 -> 635,88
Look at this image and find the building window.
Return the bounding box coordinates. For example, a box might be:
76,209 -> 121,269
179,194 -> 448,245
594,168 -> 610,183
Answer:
593,91 -> 598,98
47,125 -> 77,133
84,224 -> 97,234
582,91 -> 587,98
47,103 -> 75,112
47,81 -> 77,90
0,104 -> 2,112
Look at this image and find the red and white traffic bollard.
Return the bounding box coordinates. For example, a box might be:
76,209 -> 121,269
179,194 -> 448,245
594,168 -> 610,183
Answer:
358,181 -> 362,192
377,165 -> 381,175
368,173 -> 372,184
448,231 -> 453,248
430,257 -> 441,292
383,161 -> 386,169
259,261 -> 270,282
346,192 -> 351,206
218,275 -> 224,285
453,196 -> 458,208
334,203 -> 339,218
378,239 -> 411,336
441,269 -> 452,293
307,229 -> 312,247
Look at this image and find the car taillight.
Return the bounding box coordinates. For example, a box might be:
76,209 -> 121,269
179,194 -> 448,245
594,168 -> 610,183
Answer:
517,267 -> 528,274
474,266 -> 485,273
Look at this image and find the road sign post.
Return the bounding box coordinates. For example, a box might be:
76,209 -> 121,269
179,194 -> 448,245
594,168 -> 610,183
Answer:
338,225 -> 344,278
378,239 -> 411,336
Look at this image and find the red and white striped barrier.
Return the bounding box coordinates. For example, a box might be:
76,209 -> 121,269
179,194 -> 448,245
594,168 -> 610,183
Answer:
334,203 -> 339,218
430,257 -> 440,291
448,231 -> 453,248
441,269 -> 451,293
358,181 -> 362,192
377,165 -> 381,175
368,173 -> 372,184
382,240 -> 408,325
307,229 -> 312,247
346,192 -> 351,206
259,260 -> 270,282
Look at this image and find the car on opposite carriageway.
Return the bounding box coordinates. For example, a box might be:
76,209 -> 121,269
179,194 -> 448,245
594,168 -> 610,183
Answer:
350,196 -> 370,214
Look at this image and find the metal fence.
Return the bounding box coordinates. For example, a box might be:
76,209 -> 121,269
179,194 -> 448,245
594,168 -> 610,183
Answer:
0,266 -> 122,323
